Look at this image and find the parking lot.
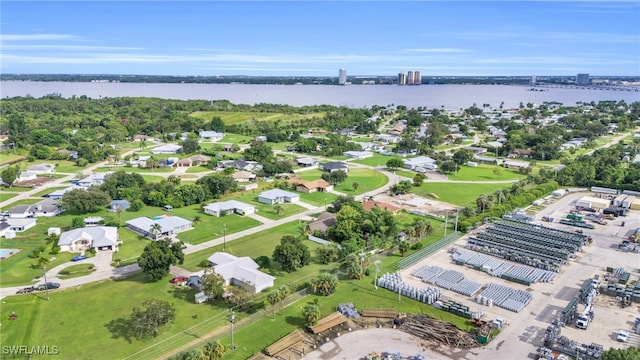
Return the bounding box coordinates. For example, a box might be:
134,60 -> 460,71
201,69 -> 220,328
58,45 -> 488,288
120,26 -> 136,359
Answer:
397,191 -> 640,360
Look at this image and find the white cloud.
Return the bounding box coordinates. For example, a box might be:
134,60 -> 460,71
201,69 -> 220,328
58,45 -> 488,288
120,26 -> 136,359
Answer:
403,48 -> 471,53
0,34 -> 79,41
1,45 -> 144,51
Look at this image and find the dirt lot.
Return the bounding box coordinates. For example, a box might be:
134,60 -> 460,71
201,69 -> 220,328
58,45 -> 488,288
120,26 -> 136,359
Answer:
376,193 -> 460,216
14,176 -> 56,188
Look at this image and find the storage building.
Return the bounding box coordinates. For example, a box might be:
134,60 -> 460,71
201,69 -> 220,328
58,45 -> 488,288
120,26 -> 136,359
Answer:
630,198 -> 640,211
622,196 -> 636,209
576,196 -> 611,210
613,195 -> 627,207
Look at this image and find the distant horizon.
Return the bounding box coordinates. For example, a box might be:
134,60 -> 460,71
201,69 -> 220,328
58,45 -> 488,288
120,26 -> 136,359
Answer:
2,1 -> 639,76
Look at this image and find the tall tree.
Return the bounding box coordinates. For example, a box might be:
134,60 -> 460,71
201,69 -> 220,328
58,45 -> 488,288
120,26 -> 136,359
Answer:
272,236 -> 310,272
303,304 -> 321,327
0,165 -> 21,187
137,239 -> 183,281
311,273 -> 338,296
200,267 -> 226,302
201,340 -> 226,360
128,299 -> 176,339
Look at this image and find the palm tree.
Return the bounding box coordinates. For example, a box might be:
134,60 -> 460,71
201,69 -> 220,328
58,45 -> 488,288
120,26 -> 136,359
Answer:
406,227 -> 416,243
303,304 -> 321,326
149,223 -> 162,240
352,182 -> 360,193
277,285 -> 290,313
201,340 -> 225,360
495,189 -> 506,205
192,216 -> 201,225
476,194 -> 489,213
273,204 -> 284,217
267,290 -> 280,320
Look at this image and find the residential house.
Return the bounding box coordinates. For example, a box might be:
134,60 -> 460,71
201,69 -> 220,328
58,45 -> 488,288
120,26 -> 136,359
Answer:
485,141 -> 503,149
151,144 -> 182,154
343,150 -> 373,159
48,186 -> 87,200
403,156 -> 437,171
231,171 -> 256,183
126,216 -> 193,239
258,189 -> 300,205
110,199 -> 131,212
218,160 -> 262,172
5,218 -> 37,232
176,158 -> 194,167
57,226 -> 118,252
77,172 -> 113,187
84,217 -> 104,227
55,149 -> 78,160
296,179 -> 333,193
199,131 -> 224,141
374,134 -> 400,143
26,163 -> 56,175
17,171 -> 37,182
203,200 -> 256,217
307,212 -> 336,235
0,222 -> 12,238
295,157 -> 319,167
133,134 -> 153,142
222,144 -> 234,152
254,135 -> 267,142
504,160 -> 530,170
337,127 -> 356,136
474,156 -> 498,165
508,149 -> 533,159
31,198 -> 64,217
466,146 -> 488,155
207,252 -> 275,293
320,162 -> 349,173
189,154 -> 210,166
362,200 -> 401,214
239,183 -> 259,191
7,205 -> 32,219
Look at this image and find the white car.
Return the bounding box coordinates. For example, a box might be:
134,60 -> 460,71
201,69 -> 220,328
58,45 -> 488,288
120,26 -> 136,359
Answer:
617,330 -> 629,342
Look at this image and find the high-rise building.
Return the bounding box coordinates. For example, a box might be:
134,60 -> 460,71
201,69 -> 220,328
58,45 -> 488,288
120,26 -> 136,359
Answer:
338,68 -> 347,85
576,73 -> 590,86
407,71 -> 414,85
413,71 -> 422,85
398,72 -> 407,85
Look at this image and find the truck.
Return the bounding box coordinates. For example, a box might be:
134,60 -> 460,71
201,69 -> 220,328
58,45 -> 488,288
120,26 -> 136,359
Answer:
576,304 -> 594,330
567,214 -> 584,221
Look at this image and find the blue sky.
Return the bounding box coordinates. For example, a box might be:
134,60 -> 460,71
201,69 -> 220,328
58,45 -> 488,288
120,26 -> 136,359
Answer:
1,1 -> 639,76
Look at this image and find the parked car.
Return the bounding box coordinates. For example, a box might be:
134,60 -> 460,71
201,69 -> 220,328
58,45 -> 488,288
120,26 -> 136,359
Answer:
170,276 -> 187,284
16,287 -> 35,294
35,282 -> 61,291
71,255 -> 87,262
617,330 -> 629,342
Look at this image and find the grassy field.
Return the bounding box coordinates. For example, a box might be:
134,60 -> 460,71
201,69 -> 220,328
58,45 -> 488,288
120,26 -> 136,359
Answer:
140,175 -> 166,183
30,187 -> 67,197
0,192 -> 19,202
95,166 -> 175,173
412,182 -> 511,207
0,152 -> 26,165
446,165 -> 526,181
297,191 -> 338,207
220,133 -> 253,144
297,168 -> 388,196
189,111 -> 326,126
185,166 -> 212,173
352,153 -> 402,167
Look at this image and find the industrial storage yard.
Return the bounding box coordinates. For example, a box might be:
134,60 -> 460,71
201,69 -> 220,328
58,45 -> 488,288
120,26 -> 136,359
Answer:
378,191 -> 640,360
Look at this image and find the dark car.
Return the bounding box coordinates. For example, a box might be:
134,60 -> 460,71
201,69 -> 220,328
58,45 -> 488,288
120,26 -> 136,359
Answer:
16,287 -> 35,294
35,282 -> 60,291
71,255 -> 87,262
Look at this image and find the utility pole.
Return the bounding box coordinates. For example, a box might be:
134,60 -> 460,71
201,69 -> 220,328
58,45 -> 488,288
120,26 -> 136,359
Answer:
42,265 -> 50,301
444,213 -> 448,237
223,224 -> 227,251
455,209 -> 459,233
230,310 -> 236,350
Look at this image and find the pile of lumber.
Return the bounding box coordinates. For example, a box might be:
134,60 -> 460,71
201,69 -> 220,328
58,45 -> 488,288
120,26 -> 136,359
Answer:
264,330 -> 304,356
309,311 -> 347,334
401,314 -> 478,349
360,308 -> 397,319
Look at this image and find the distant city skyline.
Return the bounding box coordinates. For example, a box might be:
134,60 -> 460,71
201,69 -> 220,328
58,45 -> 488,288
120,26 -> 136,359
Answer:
1,1 -> 639,76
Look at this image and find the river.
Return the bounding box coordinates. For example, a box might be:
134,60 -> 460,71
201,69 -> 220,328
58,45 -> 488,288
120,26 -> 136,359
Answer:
1,81 -> 638,109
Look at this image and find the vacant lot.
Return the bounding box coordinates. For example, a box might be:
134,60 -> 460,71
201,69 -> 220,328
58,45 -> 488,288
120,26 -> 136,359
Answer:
446,165 -> 525,181
298,168 -> 388,196
412,182 -> 511,207
189,111 -> 326,126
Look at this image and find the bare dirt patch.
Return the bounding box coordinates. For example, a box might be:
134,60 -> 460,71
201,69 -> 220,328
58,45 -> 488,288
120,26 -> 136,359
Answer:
376,193 -> 460,216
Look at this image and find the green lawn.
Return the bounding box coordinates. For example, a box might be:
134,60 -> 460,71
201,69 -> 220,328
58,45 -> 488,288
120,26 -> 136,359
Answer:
0,192 -> 19,202
140,175 -> 166,183
446,165 -> 525,181
95,166 -> 176,173
30,186 -> 68,197
189,111 -> 326,126
0,152 -> 26,165
113,230 -> 152,266
0,245 -> 75,287
220,133 -> 253,144
179,212 -> 261,245
297,168 -> 388,196
223,191 -> 307,220
412,182 -> 511,207
28,160 -> 85,174
297,191 -> 338,207
390,168 -> 418,179
57,263 -> 95,279
352,153 -> 402,167
185,166 -> 212,173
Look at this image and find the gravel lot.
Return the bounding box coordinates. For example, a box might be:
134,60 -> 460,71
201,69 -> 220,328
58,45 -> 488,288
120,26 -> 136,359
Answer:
305,191 -> 640,360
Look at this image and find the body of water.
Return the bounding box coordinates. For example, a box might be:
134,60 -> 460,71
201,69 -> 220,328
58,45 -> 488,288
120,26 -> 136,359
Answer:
1,81 -> 638,109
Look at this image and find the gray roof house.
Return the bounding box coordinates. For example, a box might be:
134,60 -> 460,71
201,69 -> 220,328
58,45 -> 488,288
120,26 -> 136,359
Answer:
7,198 -> 63,218
58,226 -> 118,252
320,162 -> 349,172
296,157 -> 319,167
258,189 -> 300,205
403,156 -> 437,171
48,186 -> 87,200
151,144 -> 183,154
26,163 -> 56,175
203,201 -> 256,217
126,216 -> 193,239
77,172 -> 113,187
199,131 -> 225,141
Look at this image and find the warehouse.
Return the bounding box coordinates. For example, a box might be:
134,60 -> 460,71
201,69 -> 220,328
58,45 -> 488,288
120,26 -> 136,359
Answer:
575,196 -> 611,210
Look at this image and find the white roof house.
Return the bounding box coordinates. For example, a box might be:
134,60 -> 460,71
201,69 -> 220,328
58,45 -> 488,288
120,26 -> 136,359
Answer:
403,156 -> 437,170
48,186 -> 87,200
151,144 -> 183,154
18,171 -> 38,182
126,216 -> 193,239
199,131 -> 224,141
27,163 -> 56,175
77,172 -> 113,187
57,226 -> 118,252
206,252 -> 275,293
343,150 -> 373,159
258,189 -> 300,205
5,218 -> 37,232
203,201 -> 256,217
